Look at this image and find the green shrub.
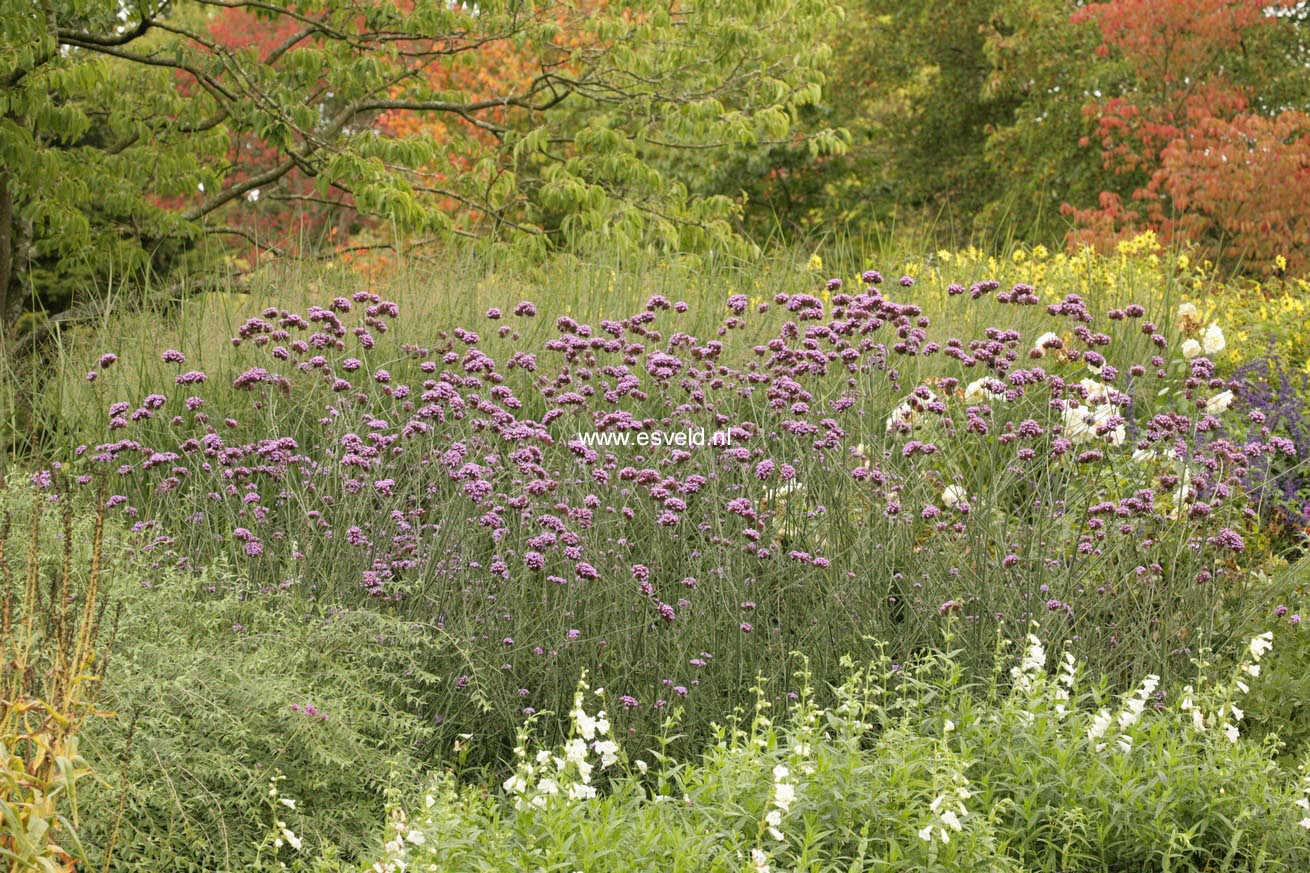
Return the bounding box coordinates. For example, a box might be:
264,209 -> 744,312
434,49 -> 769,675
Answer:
74,563 -> 445,872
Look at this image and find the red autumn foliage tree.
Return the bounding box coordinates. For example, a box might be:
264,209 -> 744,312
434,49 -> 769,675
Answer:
1064,0 -> 1310,275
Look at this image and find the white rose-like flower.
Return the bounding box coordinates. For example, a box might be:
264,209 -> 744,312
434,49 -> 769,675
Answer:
1031,331 -> 1062,356
1203,322 -> 1226,354
1181,338 -> 1202,359
963,377 -> 1003,403
1205,390 -> 1234,414
1078,378 -> 1113,404
1176,301 -> 1201,333
1063,405 -> 1096,444
885,387 -> 941,433
942,485 -> 968,509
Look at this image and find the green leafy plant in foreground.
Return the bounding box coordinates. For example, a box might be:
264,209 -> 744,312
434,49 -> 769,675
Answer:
374,627 -> 1310,872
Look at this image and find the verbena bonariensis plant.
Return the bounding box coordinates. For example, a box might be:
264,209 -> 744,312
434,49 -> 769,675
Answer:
45,269 -> 1288,752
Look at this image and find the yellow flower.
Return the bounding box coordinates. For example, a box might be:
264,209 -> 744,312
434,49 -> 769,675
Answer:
808,254 -> 823,273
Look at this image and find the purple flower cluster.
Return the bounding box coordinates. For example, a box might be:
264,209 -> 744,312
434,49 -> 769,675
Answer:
56,269 -> 1287,725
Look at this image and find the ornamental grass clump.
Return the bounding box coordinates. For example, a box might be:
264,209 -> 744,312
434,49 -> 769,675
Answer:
42,257 -> 1289,755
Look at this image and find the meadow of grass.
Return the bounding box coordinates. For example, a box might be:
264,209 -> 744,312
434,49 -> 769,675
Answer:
4,237 -> 1310,870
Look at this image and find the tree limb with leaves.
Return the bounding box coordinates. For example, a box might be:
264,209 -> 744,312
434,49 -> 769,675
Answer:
0,0 -> 845,343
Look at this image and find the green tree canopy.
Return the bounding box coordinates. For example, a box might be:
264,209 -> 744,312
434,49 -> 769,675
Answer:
0,0 -> 845,341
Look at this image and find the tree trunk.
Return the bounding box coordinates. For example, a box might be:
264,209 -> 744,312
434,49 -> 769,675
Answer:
0,170 -> 13,341
0,170 -> 30,352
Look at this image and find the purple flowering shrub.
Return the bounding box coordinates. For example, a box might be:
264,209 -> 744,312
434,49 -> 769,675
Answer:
49,269 -> 1287,750
1228,348 -> 1310,549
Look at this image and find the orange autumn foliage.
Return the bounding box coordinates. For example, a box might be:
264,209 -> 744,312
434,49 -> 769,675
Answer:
1064,0 -> 1309,275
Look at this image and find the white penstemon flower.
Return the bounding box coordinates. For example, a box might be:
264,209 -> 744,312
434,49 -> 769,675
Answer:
1010,632 -> 1047,696
1053,651 -> 1077,718
1178,685 -> 1206,732
277,821 -> 303,851
764,763 -> 797,841
1088,708 -> 1114,748
371,806 -> 413,873
918,778 -> 972,844
593,739 -> 619,768
1215,632 -> 1273,742
505,675 -> 621,810
266,773 -> 305,854
1296,765 -> 1310,831
1171,632 -> 1274,748
1089,674 -> 1159,752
